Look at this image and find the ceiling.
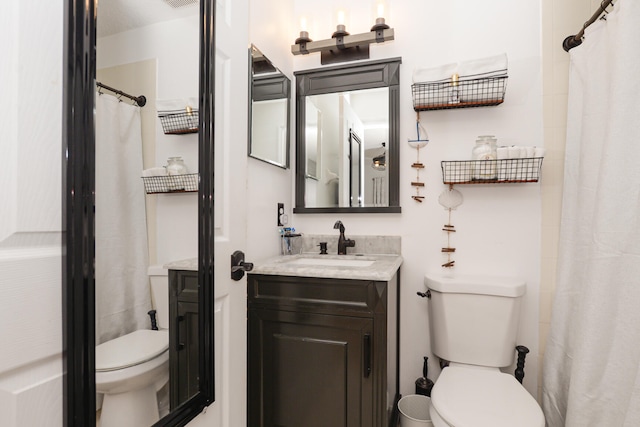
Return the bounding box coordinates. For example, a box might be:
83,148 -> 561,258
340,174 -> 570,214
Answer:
97,0 -> 198,38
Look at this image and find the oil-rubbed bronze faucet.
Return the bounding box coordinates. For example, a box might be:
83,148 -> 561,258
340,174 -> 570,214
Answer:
333,220 -> 356,255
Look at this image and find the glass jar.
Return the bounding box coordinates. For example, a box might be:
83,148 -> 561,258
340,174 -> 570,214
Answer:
166,157 -> 188,190
166,157 -> 188,175
471,135 -> 497,180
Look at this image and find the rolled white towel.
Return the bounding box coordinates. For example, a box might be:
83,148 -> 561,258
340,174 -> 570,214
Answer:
497,147 -> 509,181
506,146 -> 523,180
523,146 -> 535,158
142,167 -> 168,177
534,147 -> 546,158
142,167 -> 168,192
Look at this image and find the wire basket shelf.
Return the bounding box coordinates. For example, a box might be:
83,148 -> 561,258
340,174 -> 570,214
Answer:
142,173 -> 199,194
158,109 -> 199,135
441,158 -> 543,184
412,76 -> 508,111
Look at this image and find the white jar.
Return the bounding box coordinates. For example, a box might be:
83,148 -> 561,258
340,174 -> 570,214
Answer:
166,157 -> 188,175
166,157 -> 188,190
471,136 -> 497,180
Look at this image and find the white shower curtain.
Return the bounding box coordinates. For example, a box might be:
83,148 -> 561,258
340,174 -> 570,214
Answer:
542,1 -> 640,426
95,93 -> 152,345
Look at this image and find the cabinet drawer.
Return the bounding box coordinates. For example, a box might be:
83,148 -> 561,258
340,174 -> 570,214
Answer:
248,274 -> 387,316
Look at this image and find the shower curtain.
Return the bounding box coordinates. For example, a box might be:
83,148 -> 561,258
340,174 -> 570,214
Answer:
95,93 -> 152,345
542,1 -> 640,426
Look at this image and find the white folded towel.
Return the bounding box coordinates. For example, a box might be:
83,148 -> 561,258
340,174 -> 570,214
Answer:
457,53 -> 508,79
413,53 -> 507,84
156,98 -> 198,113
412,62 -> 458,84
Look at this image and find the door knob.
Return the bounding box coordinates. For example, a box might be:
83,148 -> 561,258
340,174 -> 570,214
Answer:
231,250 -> 253,281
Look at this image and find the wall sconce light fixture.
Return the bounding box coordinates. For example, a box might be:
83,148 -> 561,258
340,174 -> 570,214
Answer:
292,12 -> 394,65
371,143 -> 386,171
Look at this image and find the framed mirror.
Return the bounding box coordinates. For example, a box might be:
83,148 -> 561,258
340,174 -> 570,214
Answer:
248,45 -> 291,168
294,58 -> 402,214
63,0 -> 215,426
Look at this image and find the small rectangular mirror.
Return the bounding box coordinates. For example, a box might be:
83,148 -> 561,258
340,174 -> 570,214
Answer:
248,45 -> 291,168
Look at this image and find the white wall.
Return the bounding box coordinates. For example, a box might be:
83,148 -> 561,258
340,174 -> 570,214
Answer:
0,1 -> 64,425
246,0 -> 296,261
290,0 -> 543,398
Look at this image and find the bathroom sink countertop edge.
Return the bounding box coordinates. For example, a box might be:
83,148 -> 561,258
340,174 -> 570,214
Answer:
164,258 -> 198,271
249,253 -> 403,281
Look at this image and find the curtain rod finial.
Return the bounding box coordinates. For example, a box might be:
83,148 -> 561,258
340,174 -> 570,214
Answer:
563,35 -> 583,52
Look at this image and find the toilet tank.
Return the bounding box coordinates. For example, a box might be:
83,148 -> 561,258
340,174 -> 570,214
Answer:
148,265 -> 169,330
425,273 -> 526,368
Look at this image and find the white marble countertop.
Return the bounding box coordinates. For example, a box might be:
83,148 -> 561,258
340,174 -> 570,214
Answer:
164,258 -> 198,271
249,253 -> 403,281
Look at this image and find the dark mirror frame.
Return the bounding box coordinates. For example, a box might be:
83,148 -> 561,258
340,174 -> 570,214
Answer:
62,0 -> 216,426
248,45 -> 291,169
294,58 -> 402,214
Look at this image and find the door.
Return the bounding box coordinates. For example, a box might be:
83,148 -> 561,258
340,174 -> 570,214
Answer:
188,0 -> 249,425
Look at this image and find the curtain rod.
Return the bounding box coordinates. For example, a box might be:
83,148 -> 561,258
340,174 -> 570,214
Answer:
97,82 -> 147,107
563,0 -> 614,52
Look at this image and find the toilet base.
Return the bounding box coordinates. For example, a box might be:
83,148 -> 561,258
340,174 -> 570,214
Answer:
100,385 -> 159,427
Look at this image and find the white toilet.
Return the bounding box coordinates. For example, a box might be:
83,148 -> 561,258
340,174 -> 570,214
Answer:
424,273 -> 545,427
96,265 -> 169,427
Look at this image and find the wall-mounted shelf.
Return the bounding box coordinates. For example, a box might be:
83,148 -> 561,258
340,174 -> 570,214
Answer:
142,173 -> 199,194
158,109 -> 199,134
412,76 -> 507,111
441,158 -> 543,184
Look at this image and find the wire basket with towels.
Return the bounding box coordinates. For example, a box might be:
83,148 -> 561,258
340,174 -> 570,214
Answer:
412,53 -> 508,111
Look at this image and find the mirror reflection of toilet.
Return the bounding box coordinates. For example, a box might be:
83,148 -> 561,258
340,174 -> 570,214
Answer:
95,266 -> 169,427
425,273 -> 545,427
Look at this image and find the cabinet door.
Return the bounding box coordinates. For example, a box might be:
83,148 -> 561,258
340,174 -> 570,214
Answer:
170,301 -> 199,409
169,270 -> 199,410
249,309 -> 374,427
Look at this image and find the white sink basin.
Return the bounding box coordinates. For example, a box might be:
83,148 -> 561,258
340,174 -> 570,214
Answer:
287,257 -> 375,267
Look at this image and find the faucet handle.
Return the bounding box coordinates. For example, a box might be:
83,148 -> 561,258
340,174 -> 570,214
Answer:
318,242 -> 328,255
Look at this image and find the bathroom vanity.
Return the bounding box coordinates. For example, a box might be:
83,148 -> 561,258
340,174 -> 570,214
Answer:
166,260 -> 200,410
247,250 -> 402,427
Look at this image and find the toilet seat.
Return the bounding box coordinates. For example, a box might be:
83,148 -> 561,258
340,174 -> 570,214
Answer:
96,329 -> 169,372
431,364 -> 544,427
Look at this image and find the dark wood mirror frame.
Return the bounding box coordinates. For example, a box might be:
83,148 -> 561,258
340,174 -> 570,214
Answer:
294,58 -> 402,214
248,45 -> 291,169
62,0 -> 216,425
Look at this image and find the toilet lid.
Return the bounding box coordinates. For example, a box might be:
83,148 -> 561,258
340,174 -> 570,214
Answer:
96,329 -> 169,372
431,365 -> 545,427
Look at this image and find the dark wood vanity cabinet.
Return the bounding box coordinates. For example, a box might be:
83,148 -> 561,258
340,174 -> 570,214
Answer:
247,274 -> 399,427
169,269 -> 199,410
